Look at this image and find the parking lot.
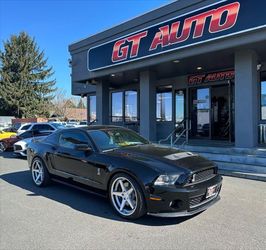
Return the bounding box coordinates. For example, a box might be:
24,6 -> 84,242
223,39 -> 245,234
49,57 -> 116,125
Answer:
0,152 -> 266,250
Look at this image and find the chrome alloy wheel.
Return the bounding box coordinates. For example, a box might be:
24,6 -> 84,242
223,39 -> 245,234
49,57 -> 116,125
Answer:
111,177 -> 138,216
31,159 -> 44,186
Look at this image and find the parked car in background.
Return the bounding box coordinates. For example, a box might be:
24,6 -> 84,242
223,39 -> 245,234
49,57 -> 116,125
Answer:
27,126 -> 222,220
16,123 -> 31,134
65,119 -> 79,127
2,127 -> 18,133
79,120 -> 87,126
14,131 -> 53,157
12,123 -> 22,131
0,130 -> 53,153
0,130 -> 16,140
17,122 -> 65,135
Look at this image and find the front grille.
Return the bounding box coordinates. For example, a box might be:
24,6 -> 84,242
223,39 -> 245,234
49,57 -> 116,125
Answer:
189,192 -> 220,209
189,195 -> 205,208
14,145 -> 22,151
191,168 -> 216,183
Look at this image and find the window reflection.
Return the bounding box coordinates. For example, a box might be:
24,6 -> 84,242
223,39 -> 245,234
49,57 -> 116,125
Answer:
125,91 -> 137,122
176,90 -> 185,123
89,95 -> 96,122
156,89 -> 172,121
112,92 -> 123,122
261,72 -> 266,120
196,88 -> 210,137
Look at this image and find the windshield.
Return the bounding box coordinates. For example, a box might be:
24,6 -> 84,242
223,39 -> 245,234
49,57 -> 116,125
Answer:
88,128 -> 149,151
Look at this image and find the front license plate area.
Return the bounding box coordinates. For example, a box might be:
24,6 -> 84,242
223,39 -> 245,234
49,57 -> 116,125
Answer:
206,184 -> 218,198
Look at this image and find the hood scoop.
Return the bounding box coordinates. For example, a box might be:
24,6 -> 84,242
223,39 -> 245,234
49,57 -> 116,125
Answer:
163,152 -> 197,161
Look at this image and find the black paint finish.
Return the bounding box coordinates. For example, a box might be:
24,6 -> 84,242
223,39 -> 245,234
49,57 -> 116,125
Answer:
27,126 -> 222,216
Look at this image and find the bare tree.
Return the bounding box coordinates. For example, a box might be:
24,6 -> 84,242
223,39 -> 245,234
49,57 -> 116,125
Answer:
51,89 -> 69,120
51,89 -> 87,120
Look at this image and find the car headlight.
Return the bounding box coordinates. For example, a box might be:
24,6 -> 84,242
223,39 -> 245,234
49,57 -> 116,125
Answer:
154,174 -> 181,186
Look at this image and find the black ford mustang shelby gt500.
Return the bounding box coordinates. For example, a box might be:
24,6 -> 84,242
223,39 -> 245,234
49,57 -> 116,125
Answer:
27,126 -> 222,219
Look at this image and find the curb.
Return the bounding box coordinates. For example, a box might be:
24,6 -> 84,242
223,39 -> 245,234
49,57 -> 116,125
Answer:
218,169 -> 266,182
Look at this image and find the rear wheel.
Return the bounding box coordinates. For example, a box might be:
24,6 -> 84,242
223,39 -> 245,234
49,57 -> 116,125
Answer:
109,173 -> 146,220
31,157 -> 50,187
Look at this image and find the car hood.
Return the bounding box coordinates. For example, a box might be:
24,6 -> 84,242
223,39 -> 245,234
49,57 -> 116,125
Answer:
104,144 -> 215,174
15,136 -> 46,145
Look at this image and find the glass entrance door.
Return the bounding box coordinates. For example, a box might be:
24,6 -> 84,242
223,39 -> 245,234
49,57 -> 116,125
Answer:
211,85 -> 230,140
189,84 -> 234,141
190,88 -> 210,138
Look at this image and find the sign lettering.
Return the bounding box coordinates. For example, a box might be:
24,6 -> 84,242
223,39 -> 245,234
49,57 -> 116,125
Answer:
88,0 -> 266,71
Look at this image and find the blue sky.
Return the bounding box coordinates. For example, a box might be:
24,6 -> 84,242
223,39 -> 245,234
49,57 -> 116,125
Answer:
0,0 -> 172,97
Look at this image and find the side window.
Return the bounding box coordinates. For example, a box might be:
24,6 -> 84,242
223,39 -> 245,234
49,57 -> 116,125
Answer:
32,124 -> 41,131
41,124 -> 54,130
33,124 -> 54,131
21,124 -> 31,130
19,131 -> 33,139
59,131 -> 89,149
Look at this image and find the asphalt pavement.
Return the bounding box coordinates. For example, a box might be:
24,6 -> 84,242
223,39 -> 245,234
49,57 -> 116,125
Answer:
0,151 -> 266,250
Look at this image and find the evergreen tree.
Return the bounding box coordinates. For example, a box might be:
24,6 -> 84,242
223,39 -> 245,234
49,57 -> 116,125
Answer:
0,32 -> 56,118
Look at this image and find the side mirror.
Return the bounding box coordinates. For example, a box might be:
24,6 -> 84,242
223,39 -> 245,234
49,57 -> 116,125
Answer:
75,144 -> 92,152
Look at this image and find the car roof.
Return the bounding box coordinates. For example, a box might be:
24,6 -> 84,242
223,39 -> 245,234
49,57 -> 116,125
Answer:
31,122 -> 54,125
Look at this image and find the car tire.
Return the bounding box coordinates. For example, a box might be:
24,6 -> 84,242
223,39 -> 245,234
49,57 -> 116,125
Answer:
109,173 -> 147,220
31,157 -> 51,187
0,142 -> 6,153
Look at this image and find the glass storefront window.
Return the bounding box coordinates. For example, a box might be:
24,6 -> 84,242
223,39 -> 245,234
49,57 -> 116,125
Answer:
125,90 -> 137,122
190,88 -> 210,138
112,92 -> 123,122
175,90 -> 185,123
156,90 -> 172,121
261,72 -> 266,120
89,95 -> 96,122
196,88 -> 210,137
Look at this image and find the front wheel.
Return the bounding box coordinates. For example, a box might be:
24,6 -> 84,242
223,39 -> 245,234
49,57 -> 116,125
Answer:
0,142 -> 7,153
109,173 -> 146,220
31,157 -> 50,187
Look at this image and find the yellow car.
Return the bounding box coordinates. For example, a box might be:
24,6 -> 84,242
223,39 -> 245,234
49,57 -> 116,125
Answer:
0,130 -> 17,140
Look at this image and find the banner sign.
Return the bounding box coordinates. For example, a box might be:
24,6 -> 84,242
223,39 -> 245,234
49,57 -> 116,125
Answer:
188,70 -> 235,85
88,0 -> 266,71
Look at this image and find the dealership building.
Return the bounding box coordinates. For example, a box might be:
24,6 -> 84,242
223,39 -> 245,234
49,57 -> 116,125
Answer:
69,0 -> 266,150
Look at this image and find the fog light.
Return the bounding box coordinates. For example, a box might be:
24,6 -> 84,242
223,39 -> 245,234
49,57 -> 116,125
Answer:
170,199 -> 183,209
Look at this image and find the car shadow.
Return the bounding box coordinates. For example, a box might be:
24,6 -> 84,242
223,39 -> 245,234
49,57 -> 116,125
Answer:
1,170 -> 198,226
0,151 -> 26,160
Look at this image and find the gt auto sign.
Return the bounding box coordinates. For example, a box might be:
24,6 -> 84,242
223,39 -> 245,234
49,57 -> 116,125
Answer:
112,1 -> 239,63
88,0 -> 266,71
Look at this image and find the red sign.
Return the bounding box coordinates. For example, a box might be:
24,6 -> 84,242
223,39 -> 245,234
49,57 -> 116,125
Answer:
188,70 -> 235,85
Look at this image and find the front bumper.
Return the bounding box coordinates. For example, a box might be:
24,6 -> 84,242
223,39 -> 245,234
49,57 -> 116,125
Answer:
146,174 -> 222,217
13,145 -> 27,157
13,150 -> 27,157
148,194 -> 220,217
